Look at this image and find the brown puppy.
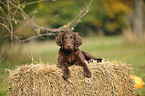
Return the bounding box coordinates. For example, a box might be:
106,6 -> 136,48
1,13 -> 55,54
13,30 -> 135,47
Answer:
56,30 -> 102,79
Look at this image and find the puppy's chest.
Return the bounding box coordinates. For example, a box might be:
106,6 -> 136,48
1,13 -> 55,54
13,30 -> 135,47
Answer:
66,53 -> 75,63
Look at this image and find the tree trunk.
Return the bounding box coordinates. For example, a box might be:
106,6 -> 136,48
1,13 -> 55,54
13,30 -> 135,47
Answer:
133,0 -> 144,40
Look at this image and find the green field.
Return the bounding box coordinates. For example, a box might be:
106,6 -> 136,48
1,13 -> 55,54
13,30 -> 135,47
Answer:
0,36 -> 145,95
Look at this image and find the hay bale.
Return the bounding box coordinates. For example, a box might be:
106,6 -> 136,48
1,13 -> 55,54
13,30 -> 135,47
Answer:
8,60 -> 136,96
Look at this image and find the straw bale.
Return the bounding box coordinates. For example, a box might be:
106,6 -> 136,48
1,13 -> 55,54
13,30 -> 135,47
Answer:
8,60 -> 136,96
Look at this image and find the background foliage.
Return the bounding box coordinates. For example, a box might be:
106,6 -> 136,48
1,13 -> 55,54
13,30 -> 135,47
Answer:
33,0 -> 133,36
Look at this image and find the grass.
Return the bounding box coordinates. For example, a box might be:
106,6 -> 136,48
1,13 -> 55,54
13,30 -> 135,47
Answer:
0,36 -> 145,95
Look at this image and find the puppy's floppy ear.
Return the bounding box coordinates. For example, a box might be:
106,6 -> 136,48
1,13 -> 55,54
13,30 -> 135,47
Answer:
74,32 -> 82,49
56,32 -> 63,46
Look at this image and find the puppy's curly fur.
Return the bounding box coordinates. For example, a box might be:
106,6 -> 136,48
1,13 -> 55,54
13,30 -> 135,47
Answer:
56,30 -> 102,79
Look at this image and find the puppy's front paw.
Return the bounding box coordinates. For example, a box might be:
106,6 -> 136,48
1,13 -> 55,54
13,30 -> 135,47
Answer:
84,69 -> 91,78
62,70 -> 71,80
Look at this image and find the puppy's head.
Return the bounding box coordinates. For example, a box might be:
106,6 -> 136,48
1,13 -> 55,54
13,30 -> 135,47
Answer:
56,30 -> 82,50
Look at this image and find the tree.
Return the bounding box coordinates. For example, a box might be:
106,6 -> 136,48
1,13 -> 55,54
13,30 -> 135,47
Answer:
133,0 -> 144,40
98,0 -> 132,35
0,0 -> 93,44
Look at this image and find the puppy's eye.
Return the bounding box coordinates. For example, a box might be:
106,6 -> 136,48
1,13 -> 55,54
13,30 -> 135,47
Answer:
64,37 -> 67,39
70,36 -> 73,39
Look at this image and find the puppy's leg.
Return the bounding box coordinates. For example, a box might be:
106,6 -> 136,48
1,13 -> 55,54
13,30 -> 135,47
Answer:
81,51 -> 102,62
81,62 -> 91,78
77,62 -> 91,78
76,52 -> 91,78
58,63 -> 70,79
